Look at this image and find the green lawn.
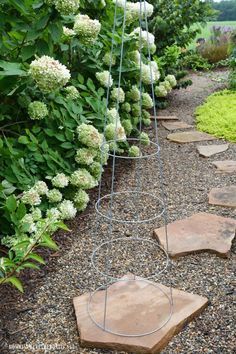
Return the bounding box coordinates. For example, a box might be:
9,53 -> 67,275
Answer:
189,21 -> 236,48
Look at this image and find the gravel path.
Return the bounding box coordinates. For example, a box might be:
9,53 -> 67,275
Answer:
1,70 -> 235,354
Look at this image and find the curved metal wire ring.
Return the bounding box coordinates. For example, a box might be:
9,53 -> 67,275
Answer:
95,191 -> 165,224
87,277 -> 173,337
101,138 -> 160,160
91,237 -> 170,281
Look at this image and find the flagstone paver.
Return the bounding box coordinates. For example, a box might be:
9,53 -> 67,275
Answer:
162,121 -> 193,131
212,160 -> 236,174
197,144 -> 229,157
167,131 -> 217,143
154,212 -> 236,258
74,275 -> 208,354
209,186 -> 236,208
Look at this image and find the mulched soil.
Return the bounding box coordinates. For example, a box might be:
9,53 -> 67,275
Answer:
0,69 -> 235,354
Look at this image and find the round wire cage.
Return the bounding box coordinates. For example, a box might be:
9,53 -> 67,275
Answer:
88,0 -> 173,338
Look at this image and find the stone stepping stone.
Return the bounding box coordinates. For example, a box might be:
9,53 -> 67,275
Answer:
209,186 -> 236,208
197,144 -> 229,157
74,275 -> 208,353
151,115 -> 179,120
167,131 -> 217,143
212,160 -> 236,174
162,121 -> 193,131
154,212 -> 236,258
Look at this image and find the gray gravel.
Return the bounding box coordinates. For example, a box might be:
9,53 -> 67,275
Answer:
0,70 -> 235,354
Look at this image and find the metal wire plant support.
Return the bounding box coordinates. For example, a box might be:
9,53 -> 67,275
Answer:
88,0 -> 173,337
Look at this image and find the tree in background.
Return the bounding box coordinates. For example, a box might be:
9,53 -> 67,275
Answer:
211,0 -> 236,21
149,0 -> 217,54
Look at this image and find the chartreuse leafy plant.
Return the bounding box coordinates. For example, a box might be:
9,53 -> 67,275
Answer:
196,90 -> 236,142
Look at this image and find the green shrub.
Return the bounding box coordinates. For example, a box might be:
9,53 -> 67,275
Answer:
196,90 -> 236,142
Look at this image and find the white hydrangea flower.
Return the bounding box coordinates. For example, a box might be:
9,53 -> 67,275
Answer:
77,123 -> 103,149
89,161 -> 103,180
142,92 -> 153,109
140,132 -> 150,146
115,1 -> 153,23
54,0 -> 80,15
110,87 -> 125,103
107,108 -> 120,124
155,85 -> 168,97
121,102 -> 131,113
165,74 -> 177,88
31,208 -> 42,221
46,207 -> 61,220
52,173 -> 69,188
127,85 -> 141,102
122,119 -> 133,135
129,50 -> 141,65
70,169 -> 98,189
141,62 -> 160,85
74,14 -> 101,45
20,214 -> 37,233
132,27 -> 155,50
47,189 -> 63,203
103,52 -> 116,67
22,189 -> 41,206
59,200 -> 77,220
96,70 -> 113,88
105,123 -> 126,142
128,145 -> 141,157
74,189 -> 89,211
34,181 -> 48,195
65,85 -> 79,100
75,148 -> 97,165
63,26 -> 76,37
163,80 -> 172,93
95,143 -> 109,166
29,56 -> 70,93
28,101 -> 48,120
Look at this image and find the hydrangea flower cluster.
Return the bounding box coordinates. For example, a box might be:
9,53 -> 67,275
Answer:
141,61 -> 160,85
129,50 -> 141,65
142,92 -> 153,109
89,161 -> 103,180
77,123 -> 103,149
128,145 -> 140,157
163,80 -> 172,93
96,70 -> 113,88
142,110 -> 151,126
122,119 -> 133,136
55,0 -> 80,15
111,87 -> 125,103
31,208 -> 42,221
22,189 -> 41,206
115,1 -> 154,23
28,101 -> 48,120
105,123 -> 126,142
140,132 -> 150,146
29,56 -> 70,93
121,102 -> 131,113
96,143 -> 109,166
74,189 -> 89,211
127,85 -> 141,102
47,189 -> 63,203
103,52 -> 116,67
107,108 -> 120,124
70,169 -> 98,189
65,86 -> 80,100
132,28 -> 155,51
34,181 -> 48,195
63,26 -> 76,38
20,214 -> 37,234
58,200 -> 77,220
132,103 -> 141,117
165,75 -> 177,88
75,148 -> 97,165
74,14 -> 101,45
155,85 -> 168,98
52,173 -> 69,188
46,207 -> 61,221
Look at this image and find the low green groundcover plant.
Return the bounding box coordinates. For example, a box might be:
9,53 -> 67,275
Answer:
196,90 -> 236,142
